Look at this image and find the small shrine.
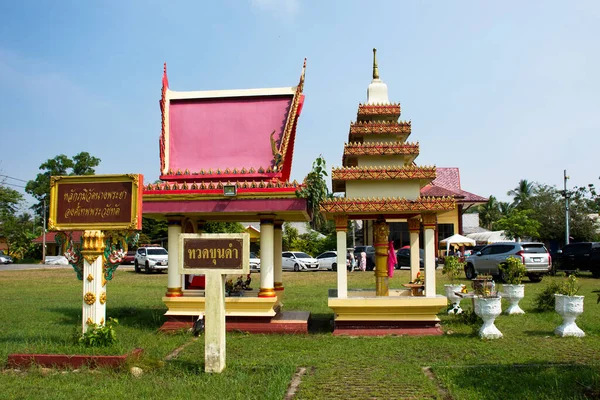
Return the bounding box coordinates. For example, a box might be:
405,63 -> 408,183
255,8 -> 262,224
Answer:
320,49 -> 455,335
142,61 -> 311,333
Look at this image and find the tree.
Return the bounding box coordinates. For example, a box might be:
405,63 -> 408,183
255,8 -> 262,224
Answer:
296,155 -> 330,231
495,209 -> 541,241
202,222 -> 245,233
507,179 -> 534,209
478,195 -> 501,230
25,152 -> 101,218
0,185 -> 23,215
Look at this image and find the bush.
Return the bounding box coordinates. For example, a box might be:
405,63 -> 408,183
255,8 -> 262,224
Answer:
533,281 -> 563,312
499,256 -> 527,284
78,317 -> 119,347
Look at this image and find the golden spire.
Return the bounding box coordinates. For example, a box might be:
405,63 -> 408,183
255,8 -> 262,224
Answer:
372,48 -> 379,80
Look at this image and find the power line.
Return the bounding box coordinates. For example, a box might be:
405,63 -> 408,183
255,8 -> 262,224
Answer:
0,174 -> 28,183
3,181 -> 26,189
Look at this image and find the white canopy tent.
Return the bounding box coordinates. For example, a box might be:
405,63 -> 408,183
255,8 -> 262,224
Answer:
440,233 -> 476,256
465,231 -> 514,244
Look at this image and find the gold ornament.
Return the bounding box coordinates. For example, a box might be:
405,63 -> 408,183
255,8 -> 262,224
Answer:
86,317 -> 94,325
99,292 -> 106,305
334,214 -> 348,231
373,220 -> 390,244
83,292 -> 96,305
87,274 -> 94,282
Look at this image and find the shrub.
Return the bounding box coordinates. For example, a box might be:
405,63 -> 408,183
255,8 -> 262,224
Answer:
499,256 -> 527,285
78,317 -> 119,347
442,256 -> 464,283
533,281 -> 563,311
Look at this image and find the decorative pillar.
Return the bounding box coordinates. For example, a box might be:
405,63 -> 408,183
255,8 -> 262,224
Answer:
408,217 -> 421,282
81,230 -> 106,333
273,220 -> 284,292
166,216 -> 183,297
334,215 -> 348,298
422,213 -> 437,298
373,219 -> 390,297
258,215 -> 276,297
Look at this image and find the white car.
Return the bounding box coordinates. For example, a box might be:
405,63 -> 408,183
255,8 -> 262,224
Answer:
249,252 -> 260,271
282,251 -> 319,272
134,246 -> 168,273
315,251 -> 339,271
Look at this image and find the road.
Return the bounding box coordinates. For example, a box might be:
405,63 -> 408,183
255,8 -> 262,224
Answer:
0,263 -> 134,272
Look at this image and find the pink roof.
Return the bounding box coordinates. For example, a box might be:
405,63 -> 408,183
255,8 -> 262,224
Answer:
159,61 -> 306,183
420,167 -> 487,203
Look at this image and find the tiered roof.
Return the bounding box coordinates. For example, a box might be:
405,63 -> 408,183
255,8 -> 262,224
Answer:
322,49 -> 454,219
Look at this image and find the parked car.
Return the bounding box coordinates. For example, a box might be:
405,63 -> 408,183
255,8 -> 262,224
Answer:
464,242 -> 551,282
282,251 -> 319,272
44,255 -> 68,265
249,252 -> 260,271
553,242 -> 600,278
315,251 -> 341,271
0,251 -> 13,264
134,246 -> 168,273
122,250 -> 136,265
353,245 -> 376,270
396,248 -> 424,269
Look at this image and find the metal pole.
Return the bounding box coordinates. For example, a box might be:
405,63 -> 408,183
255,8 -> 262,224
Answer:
42,198 -> 47,263
564,170 -> 570,246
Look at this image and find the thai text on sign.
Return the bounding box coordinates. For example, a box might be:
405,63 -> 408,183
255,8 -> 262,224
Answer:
183,238 -> 243,269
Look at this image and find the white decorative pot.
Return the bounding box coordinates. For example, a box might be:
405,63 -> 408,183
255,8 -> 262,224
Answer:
502,284 -> 525,315
474,297 -> 503,339
444,284 -> 463,314
554,294 -> 585,337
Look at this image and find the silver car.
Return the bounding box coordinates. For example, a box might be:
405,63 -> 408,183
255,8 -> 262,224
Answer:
464,242 -> 551,282
282,251 -> 319,272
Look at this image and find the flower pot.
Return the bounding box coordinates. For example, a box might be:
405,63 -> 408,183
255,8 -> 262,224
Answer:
444,284 -> 463,314
502,284 -> 525,315
554,294 -> 585,337
474,297 -> 503,339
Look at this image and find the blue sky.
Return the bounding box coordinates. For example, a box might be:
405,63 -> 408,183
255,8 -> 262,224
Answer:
1,0 -> 599,211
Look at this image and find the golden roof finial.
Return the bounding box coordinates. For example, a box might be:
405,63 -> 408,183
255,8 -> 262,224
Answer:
372,48 -> 379,80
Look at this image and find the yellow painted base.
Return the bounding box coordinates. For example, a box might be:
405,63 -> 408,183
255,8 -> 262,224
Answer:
329,292 -> 446,322
163,291 -> 280,318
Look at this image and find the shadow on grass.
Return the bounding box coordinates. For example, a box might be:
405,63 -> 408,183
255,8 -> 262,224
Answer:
433,363 -> 600,399
308,313 -> 333,334
45,306 -> 167,330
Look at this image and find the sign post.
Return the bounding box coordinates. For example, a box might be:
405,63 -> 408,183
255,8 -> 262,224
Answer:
48,174 -> 143,332
179,233 -> 249,373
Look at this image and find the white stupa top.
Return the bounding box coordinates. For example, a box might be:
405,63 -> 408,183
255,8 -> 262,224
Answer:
366,48 -> 390,105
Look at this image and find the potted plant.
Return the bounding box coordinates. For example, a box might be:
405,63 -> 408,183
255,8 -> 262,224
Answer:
473,276 -> 503,339
554,273 -> 585,337
442,256 -> 464,314
499,256 -> 527,315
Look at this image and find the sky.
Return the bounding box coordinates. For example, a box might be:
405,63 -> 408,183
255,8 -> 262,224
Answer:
1,0 -> 599,212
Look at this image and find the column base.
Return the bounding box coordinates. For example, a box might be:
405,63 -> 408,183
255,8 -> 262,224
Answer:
165,287 -> 183,297
274,282 -> 284,291
258,287 -> 277,297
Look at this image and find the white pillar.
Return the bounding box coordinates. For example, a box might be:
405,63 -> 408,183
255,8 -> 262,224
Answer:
334,215 -> 348,298
80,230 -> 106,333
408,218 -> 421,282
422,213 -> 437,298
273,220 -> 283,292
166,216 -> 183,297
258,216 -> 276,297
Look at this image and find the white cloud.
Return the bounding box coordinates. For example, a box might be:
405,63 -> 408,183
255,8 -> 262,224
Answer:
250,0 -> 300,17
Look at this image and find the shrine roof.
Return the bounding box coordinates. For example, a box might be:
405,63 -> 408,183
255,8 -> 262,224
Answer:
342,142 -> 419,166
331,165 -> 435,193
159,61 -> 306,183
320,196 -> 455,219
357,103 -> 401,121
420,167 -> 488,204
349,121 -> 411,139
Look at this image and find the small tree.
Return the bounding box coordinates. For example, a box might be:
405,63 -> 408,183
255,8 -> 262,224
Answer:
442,256 -> 464,284
499,256 -> 527,284
495,209 -> 540,241
296,155 -> 330,231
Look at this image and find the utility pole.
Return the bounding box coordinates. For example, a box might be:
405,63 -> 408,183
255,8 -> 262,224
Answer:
564,170 -> 570,246
42,198 -> 47,263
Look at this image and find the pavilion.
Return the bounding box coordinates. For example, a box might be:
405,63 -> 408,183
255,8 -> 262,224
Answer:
320,50 -> 455,335
142,61 -> 311,333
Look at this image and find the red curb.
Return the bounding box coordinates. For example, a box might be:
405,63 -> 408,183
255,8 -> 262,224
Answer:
7,348 -> 143,369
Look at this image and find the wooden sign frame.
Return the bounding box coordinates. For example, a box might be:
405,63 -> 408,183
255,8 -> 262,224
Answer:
48,174 -> 143,231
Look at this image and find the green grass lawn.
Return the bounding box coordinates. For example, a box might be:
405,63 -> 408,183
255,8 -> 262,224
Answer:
1,268 -> 599,399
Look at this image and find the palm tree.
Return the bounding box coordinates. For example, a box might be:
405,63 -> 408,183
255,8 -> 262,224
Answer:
507,179 -> 534,209
479,195 -> 501,230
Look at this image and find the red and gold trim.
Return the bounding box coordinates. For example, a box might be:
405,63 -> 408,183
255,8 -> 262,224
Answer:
143,180 -> 303,200
274,282 -> 284,291
159,63 -> 169,174
334,214 -> 348,231
349,121 -> 411,137
320,196 -> 455,215
408,217 -> 421,233
342,142 -> 419,165
279,59 -> 306,181
357,103 -> 401,118
422,213 -> 437,228
331,165 -> 436,181
258,287 -> 277,298
166,287 -> 183,297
